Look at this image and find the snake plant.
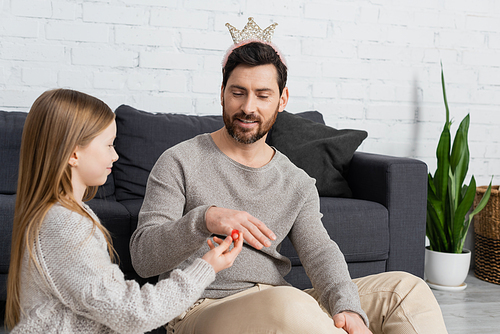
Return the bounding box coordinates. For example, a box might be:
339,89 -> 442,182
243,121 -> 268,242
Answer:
426,64 -> 492,254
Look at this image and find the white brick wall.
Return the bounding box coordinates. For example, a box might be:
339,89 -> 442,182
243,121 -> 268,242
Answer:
0,0 -> 499,186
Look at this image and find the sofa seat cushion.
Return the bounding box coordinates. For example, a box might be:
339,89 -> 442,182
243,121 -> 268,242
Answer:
113,105 -> 224,202
321,197 -> 389,263
280,197 -> 389,266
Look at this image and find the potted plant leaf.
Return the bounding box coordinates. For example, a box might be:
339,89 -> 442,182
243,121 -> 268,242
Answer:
425,64 -> 492,291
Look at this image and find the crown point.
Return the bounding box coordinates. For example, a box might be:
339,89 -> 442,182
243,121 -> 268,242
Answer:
225,17 -> 278,44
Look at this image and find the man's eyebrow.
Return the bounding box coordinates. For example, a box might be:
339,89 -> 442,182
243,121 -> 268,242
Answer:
256,88 -> 274,93
229,84 -> 247,91
228,85 -> 275,93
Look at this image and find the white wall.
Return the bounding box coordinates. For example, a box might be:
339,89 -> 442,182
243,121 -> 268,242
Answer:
1,0 -> 499,186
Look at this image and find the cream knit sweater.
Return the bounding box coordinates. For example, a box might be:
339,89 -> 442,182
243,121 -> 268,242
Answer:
12,203 -> 215,334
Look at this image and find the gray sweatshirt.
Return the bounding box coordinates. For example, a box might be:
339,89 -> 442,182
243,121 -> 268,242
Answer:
131,133 -> 368,324
12,203 -> 215,334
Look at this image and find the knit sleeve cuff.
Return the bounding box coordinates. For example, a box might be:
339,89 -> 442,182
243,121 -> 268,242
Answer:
182,258 -> 216,287
187,205 -> 213,237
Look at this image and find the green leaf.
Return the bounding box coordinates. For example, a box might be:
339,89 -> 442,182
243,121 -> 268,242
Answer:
427,203 -> 448,251
461,181 -> 494,249
427,174 -> 448,251
434,125 -> 451,201
469,181 -> 493,219
441,63 -> 450,125
450,115 -> 470,196
428,173 -> 436,195
452,177 -> 476,253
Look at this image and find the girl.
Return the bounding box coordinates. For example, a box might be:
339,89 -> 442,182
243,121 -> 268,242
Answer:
5,89 -> 243,333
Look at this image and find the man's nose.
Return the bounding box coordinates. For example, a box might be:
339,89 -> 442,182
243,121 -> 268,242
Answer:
241,95 -> 257,114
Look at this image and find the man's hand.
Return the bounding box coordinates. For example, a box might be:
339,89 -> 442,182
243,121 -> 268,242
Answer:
332,312 -> 372,334
206,207 -> 276,250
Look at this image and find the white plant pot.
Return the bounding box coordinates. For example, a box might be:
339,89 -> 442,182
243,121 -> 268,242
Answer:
424,246 -> 471,291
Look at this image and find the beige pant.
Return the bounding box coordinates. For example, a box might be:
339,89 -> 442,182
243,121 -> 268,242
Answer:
167,271 -> 448,334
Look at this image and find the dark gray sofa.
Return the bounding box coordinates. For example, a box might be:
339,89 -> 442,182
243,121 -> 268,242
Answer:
1,106 -> 427,330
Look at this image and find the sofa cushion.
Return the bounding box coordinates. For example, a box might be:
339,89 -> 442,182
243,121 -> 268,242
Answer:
283,260 -> 387,289
87,198 -> 133,272
267,111 -> 367,198
320,197 -> 389,263
0,195 -> 16,276
113,105 -> 224,202
119,198 -> 144,230
0,110 -> 114,199
346,261 -> 388,280
281,196 -> 389,288
279,197 -> 389,266
94,174 -> 116,200
0,111 -> 27,195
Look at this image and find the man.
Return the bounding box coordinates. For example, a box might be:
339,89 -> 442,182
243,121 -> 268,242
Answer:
130,18 -> 448,334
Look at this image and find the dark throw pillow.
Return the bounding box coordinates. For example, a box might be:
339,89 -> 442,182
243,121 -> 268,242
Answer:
268,111 -> 367,198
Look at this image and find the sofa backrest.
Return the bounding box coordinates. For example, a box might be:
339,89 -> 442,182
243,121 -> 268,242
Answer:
0,110 -> 27,196
112,105 -> 329,203
113,105 -> 224,202
0,110 -> 27,296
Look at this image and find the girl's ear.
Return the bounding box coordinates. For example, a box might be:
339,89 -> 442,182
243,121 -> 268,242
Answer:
68,150 -> 78,167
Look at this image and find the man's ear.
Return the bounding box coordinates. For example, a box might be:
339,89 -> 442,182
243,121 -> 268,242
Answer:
278,87 -> 289,112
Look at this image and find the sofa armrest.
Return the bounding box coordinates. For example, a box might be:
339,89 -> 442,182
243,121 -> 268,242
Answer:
346,152 -> 428,278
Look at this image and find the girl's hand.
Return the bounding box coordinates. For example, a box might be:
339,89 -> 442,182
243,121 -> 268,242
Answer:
201,232 -> 244,273
231,229 -> 240,241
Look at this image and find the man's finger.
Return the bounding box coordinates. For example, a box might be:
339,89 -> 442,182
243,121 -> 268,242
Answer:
240,227 -> 265,250
248,216 -> 276,241
241,220 -> 274,248
332,313 -> 345,329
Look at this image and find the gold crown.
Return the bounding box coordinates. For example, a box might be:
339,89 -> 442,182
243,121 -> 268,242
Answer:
225,17 -> 278,44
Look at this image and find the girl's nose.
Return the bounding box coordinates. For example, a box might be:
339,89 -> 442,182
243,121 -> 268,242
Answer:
112,147 -> 119,162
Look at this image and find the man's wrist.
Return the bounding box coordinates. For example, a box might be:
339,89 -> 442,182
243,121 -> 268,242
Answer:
340,311 -> 367,325
204,205 -> 217,230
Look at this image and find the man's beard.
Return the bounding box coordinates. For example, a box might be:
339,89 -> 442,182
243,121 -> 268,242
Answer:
223,105 -> 279,144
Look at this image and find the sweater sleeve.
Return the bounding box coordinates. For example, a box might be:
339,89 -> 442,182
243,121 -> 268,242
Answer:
38,207 -> 215,334
287,184 -> 369,326
130,149 -> 214,278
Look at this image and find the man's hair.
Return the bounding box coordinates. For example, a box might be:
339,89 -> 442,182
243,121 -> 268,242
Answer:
222,42 -> 287,96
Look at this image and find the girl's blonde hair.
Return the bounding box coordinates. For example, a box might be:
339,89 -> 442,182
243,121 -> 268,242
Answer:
5,88 -> 117,329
